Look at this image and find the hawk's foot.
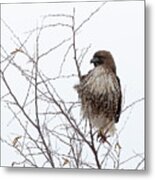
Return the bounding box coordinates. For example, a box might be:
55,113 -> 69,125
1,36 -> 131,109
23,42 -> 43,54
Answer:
97,130 -> 111,145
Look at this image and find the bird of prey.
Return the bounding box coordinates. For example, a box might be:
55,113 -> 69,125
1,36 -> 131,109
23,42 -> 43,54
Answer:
74,50 -> 122,142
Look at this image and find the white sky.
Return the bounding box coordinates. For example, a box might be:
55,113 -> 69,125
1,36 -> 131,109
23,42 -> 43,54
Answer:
1,0 -> 145,169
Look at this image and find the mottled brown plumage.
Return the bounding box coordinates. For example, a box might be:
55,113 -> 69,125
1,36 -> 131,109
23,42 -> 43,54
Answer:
74,50 -> 122,141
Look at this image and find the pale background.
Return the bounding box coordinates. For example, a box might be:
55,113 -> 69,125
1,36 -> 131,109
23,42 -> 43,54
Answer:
0,0 -> 151,179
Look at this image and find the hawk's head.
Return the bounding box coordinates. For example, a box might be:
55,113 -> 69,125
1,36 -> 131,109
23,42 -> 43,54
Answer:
90,50 -> 116,74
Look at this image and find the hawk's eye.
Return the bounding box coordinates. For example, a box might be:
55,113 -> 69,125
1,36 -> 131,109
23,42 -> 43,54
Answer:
97,56 -> 105,63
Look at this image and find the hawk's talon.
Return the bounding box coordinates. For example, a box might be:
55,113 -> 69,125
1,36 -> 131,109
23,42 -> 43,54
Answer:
97,131 -> 111,145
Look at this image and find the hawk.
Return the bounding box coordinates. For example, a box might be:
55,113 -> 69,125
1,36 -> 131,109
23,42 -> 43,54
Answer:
74,50 -> 122,142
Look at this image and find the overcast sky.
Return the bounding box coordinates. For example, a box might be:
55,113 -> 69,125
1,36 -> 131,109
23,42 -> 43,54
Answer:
1,0 -> 144,169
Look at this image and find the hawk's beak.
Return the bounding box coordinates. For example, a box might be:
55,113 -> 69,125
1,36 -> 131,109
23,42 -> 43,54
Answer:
90,57 -> 100,64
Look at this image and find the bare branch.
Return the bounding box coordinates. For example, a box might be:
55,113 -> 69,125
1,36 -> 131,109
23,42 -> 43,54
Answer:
72,8 -> 82,80
122,97 -> 144,113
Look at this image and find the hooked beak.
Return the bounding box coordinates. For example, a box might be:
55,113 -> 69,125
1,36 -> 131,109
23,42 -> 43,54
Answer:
90,57 -> 100,64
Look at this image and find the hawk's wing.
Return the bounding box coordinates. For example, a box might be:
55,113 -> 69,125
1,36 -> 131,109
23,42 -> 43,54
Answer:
74,70 -> 92,94
115,76 -> 122,123
80,70 -> 92,81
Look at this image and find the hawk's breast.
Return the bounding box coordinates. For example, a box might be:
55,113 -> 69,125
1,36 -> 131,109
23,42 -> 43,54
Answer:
79,66 -> 120,134
85,66 -> 119,95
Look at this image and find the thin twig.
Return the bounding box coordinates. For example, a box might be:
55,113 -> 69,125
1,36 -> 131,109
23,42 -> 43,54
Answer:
72,8 -> 82,80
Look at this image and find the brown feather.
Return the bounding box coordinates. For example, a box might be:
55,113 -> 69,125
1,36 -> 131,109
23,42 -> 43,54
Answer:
74,50 -> 122,136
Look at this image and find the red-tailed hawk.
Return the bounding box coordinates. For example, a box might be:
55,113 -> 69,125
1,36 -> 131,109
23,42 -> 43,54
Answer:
74,50 -> 122,142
